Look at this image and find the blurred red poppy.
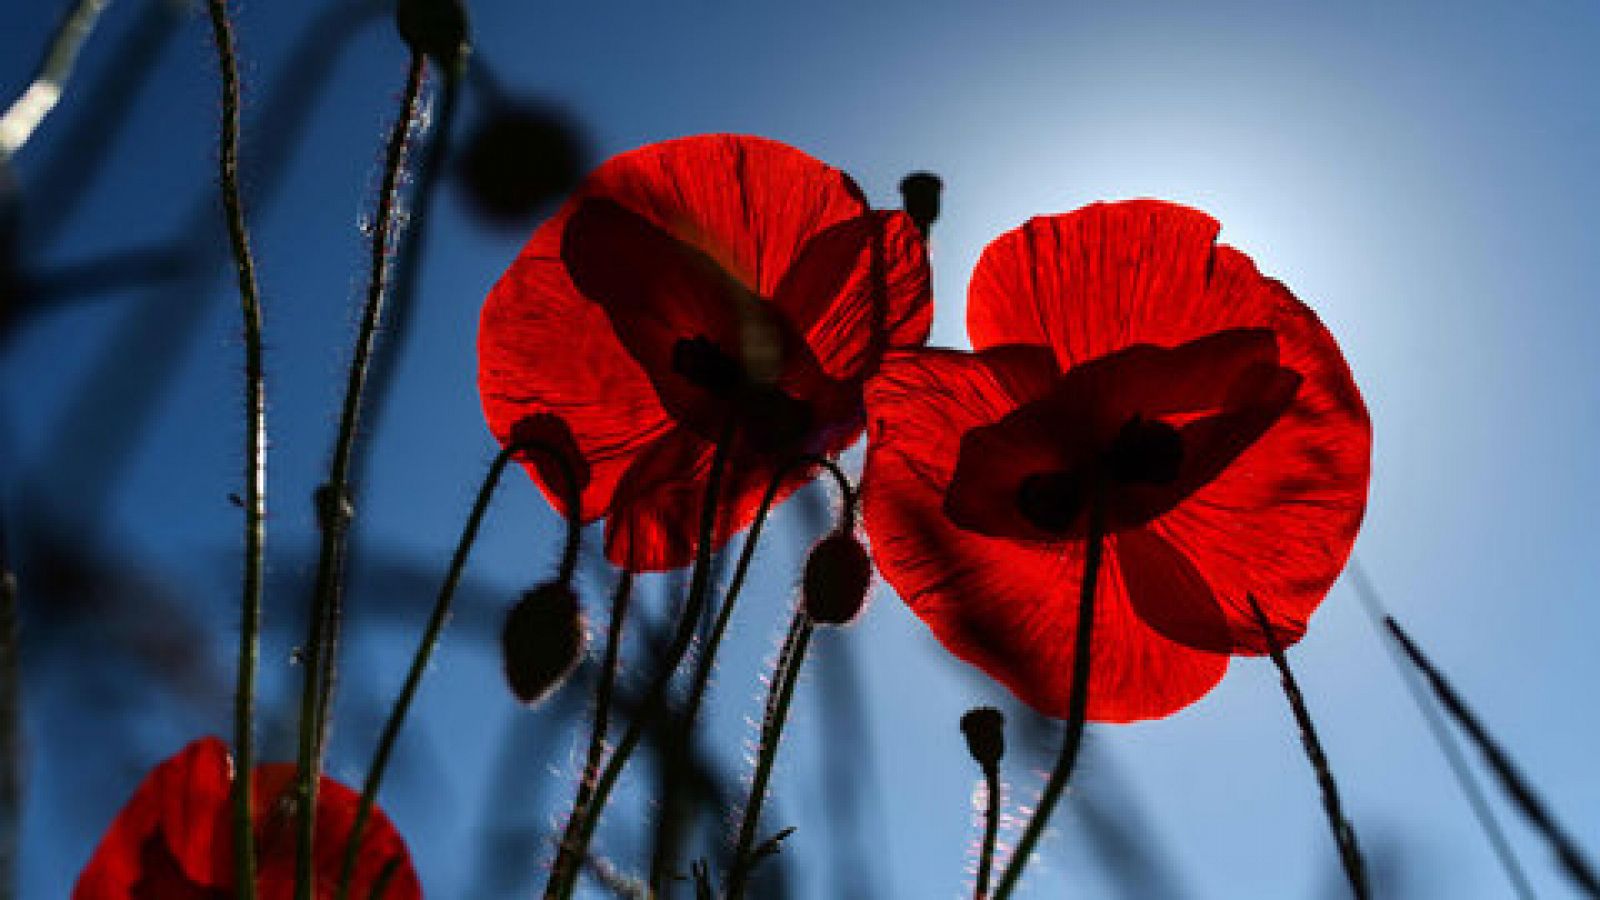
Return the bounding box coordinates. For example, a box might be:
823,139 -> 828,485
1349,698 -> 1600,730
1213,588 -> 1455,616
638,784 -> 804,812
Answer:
479,134 -> 931,571
74,737 -> 420,899
863,200 -> 1370,723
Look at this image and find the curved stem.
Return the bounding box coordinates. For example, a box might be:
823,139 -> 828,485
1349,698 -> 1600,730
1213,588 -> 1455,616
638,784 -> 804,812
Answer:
334,438 -> 582,900
726,608 -> 813,899
202,1 -> 265,896
545,436 -> 734,900
295,52 -> 427,900
1248,594 -> 1370,900
583,568 -> 634,787
1348,562 -> 1534,900
974,765 -> 1001,900
990,501 -> 1105,900
1385,614 -> 1598,898
650,455 -> 855,886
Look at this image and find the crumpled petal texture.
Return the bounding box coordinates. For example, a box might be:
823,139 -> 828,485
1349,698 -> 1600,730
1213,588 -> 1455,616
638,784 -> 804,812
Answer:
480,134 -> 930,570
865,200 -> 1369,721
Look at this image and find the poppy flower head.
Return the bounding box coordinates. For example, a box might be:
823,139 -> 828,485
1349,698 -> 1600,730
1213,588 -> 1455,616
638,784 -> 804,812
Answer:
864,200 -> 1370,723
480,134 -> 931,571
74,737 -> 421,899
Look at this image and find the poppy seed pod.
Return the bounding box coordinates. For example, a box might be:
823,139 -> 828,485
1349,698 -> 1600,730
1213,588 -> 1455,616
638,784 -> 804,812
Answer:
898,171 -> 942,236
396,0 -> 469,72
959,706 -> 1006,773
501,581 -> 587,706
802,530 -> 872,626
456,103 -> 586,228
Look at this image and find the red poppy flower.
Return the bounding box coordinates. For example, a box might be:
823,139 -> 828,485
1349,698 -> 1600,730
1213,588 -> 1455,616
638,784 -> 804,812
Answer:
74,737 -> 420,899
479,134 -> 931,571
863,200 -> 1370,723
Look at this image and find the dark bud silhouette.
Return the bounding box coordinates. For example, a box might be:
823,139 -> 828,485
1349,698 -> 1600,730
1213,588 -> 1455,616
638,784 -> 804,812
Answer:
501,581 -> 587,706
802,530 -> 872,625
898,171 -> 942,237
456,102 -> 585,227
396,0 -> 469,73
959,706 -> 1006,773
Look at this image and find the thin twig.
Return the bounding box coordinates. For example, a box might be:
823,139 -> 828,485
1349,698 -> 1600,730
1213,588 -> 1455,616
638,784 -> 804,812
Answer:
990,500 -> 1105,900
1385,614 -> 1599,897
1248,594 -> 1369,899
0,0 -> 112,159
1348,562 -> 1535,899
294,51 -> 427,900
202,1 -> 266,895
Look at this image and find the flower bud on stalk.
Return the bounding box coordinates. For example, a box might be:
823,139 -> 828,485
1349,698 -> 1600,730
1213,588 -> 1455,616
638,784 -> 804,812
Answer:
396,0 -> 469,73
898,171 -> 943,237
802,530 -> 872,626
960,706 -> 1006,773
501,581 -> 587,706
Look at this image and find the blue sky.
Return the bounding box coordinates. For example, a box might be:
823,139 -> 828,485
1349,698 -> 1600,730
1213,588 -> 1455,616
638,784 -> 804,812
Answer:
4,1 -> 1599,897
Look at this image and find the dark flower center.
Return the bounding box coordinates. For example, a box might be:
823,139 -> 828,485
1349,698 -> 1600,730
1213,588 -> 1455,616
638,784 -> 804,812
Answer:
671,335 -> 812,453
1014,415 -> 1184,533
1106,415 -> 1183,486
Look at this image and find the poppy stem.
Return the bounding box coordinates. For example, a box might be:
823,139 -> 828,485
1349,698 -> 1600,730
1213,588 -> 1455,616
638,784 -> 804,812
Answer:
1247,594 -> 1370,900
334,439 -> 581,900
650,456 -> 855,887
1384,613 -> 1599,898
545,435 -> 734,900
974,762 -> 1002,900
577,566 -> 634,807
725,464 -> 858,900
201,1 -> 265,895
0,0 -> 110,161
990,500 -> 1105,900
1347,562 -> 1535,900
294,51 -> 427,900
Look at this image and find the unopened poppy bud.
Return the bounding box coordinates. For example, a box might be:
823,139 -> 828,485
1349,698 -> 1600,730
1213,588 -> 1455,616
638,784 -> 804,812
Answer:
959,706 -> 1006,772
396,0 -> 469,72
501,581 -> 586,706
802,530 -> 872,626
898,171 -> 942,236
456,103 -> 585,227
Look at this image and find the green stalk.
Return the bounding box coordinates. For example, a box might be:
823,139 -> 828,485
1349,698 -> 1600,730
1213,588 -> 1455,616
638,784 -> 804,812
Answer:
202,1 -> 265,895
725,608 -> 813,899
544,437 -> 734,900
334,439 -> 582,900
294,52 -> 427,900
649,456 -> 854,885
990,501 -> 1105,900
1247,594 -> 1369,899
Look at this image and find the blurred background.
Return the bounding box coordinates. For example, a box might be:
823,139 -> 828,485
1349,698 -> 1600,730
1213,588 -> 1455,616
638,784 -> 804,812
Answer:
3,1 -> 1598,897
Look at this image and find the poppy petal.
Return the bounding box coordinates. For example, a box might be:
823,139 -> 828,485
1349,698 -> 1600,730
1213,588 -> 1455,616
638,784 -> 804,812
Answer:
480,223 -> 674,522
74,738 -> 234,898
251,766 -> 422,900
864,349 -> 1228,722
774,210 -> 932,381
573,134 -> 869,298
966,200 -> 1223,365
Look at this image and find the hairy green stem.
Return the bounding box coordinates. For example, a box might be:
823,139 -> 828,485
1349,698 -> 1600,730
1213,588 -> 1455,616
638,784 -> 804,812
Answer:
650,456 -> 855,886
726,608 -> 813,899
990,501 -> 1105,900
1248,594 -> 1369,899
294,52 -> 426,900
335,439 -> 582,900
202,1 -> 266,895
545,437 -> 734,900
